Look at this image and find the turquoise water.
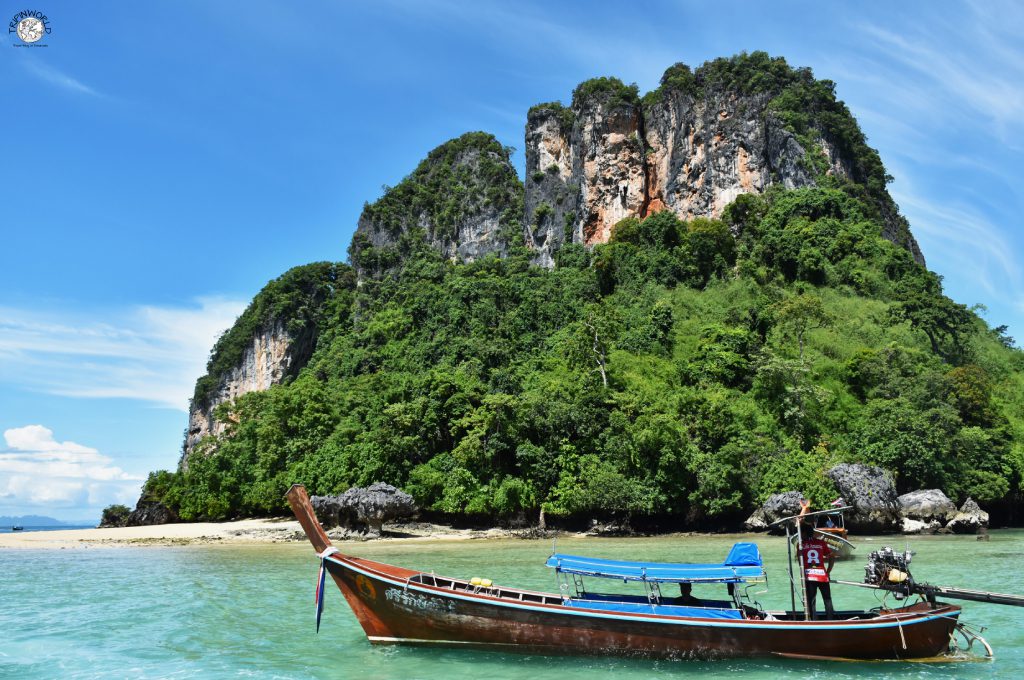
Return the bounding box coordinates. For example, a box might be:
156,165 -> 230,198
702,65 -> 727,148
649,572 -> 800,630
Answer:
0,526 -> 93,534
2,531 -> 1023,679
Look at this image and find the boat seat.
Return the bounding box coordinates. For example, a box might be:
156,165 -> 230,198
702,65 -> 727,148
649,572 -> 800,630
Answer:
566,599 -> 744,619
579,593 -> 735,609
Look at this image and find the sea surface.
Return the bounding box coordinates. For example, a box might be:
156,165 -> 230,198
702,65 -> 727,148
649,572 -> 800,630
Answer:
0,525 -> 93,533
2,530 -> 1023,679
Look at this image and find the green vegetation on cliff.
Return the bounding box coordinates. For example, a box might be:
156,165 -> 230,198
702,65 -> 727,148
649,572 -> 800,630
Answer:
572,77 -> 640,110
351,132 -> 523,275
192,262 -> 354,408
527,101 -> 575,130
154,184 -> 1024,525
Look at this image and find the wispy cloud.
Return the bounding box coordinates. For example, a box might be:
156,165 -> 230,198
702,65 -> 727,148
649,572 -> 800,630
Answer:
21,59 -> 101,97
892,182 -> 1024,304
0,425 -> 143,518
852,6 -> 1024,145
816,4 -> 1024,333
0,297 -> 246,411
373,0 -> 676,87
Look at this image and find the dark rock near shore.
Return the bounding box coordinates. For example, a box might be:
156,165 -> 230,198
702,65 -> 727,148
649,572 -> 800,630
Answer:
313,483 -> 417,535
743,491 -> 806,533
125,500 -> 178,526
827,464 -> 901,532
339,482 -> 417,534
946,498 -> 989,534
898,489 -> 957,524
310,494 -> 359,530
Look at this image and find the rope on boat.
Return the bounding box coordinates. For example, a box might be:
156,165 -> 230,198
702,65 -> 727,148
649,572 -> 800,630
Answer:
897,616 -> 907,650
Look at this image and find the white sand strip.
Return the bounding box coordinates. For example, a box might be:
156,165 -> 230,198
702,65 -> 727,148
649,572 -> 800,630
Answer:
0,518 -> 304,549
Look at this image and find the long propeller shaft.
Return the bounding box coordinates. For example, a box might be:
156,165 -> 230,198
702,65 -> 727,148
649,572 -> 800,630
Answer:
833,579 -> 1024,607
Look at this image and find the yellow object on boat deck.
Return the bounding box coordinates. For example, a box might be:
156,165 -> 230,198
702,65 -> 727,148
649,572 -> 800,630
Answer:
470,577 -> 493,587
888,569 -> 909,583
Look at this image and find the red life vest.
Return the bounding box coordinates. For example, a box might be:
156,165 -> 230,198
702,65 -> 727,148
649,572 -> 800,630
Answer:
800,538 -> 831,582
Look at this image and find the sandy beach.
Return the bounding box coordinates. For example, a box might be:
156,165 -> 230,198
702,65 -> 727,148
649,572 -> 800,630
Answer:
0,519 -> 519,549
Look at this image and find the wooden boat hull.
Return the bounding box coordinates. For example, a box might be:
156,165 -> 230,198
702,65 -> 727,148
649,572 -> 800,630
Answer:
285,485 -> 958,661
324,553 -> 959,660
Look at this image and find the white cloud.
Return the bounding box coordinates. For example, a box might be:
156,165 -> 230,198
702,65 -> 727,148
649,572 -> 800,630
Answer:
0,425 -> 143,516
0,296 -> 246,411
21,59 -> 101,97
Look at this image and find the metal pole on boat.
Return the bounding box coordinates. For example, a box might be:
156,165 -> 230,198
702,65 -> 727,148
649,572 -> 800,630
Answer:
794,520 -> 811,620
785,523 -> 797,614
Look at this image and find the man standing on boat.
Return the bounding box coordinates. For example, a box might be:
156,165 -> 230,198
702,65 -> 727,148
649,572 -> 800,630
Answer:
797,519 -> 835,620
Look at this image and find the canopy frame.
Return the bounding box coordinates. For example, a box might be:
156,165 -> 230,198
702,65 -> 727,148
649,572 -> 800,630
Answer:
545,542 -> 767,585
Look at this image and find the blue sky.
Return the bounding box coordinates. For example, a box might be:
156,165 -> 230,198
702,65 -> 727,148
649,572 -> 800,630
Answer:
2,0 -> 1022,521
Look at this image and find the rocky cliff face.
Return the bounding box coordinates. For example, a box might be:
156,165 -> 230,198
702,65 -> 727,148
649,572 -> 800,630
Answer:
525,64 -> 923,267
524,92 -> 650,268
349,132 -> 524,277
184,320 -> 309,461
351,57 -> 925,273
642,89 -> 829,217
182,262 -> 350,466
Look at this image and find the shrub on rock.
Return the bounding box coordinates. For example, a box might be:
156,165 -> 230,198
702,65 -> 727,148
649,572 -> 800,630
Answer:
99,504 -> 131,528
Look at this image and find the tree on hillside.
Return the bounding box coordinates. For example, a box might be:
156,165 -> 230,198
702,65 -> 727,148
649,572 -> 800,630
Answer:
891,274 -> 975,364
773,292 -> 831,360
566,303 -> 620,387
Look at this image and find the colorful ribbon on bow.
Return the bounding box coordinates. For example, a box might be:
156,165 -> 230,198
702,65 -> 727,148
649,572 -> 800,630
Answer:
315,546 -> 340,633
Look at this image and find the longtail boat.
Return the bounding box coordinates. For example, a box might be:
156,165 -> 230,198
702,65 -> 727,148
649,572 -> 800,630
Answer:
286,485 -> 994,661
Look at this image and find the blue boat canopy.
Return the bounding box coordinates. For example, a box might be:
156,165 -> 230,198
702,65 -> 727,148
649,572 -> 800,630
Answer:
545,542 -> 765,583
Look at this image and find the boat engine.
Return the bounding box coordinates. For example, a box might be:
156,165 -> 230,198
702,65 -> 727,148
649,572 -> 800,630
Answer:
863,547 -> 915,599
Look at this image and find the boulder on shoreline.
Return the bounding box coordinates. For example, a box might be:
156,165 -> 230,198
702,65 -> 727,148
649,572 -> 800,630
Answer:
827,464 -> 900,532
900,517 -> 943,534
310,494 -> 358,530
898,489 -> 957,525
125,500 -> 178,527
946,498 -> 989,534
743,491 -> 805,533
313,482 -> 417,535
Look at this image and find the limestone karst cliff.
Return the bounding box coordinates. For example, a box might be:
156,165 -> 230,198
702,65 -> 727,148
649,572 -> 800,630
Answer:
346,54 -> 922,277
185,320 -> 304,457
182,262 -> 352,465
524,59 -> 923,267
